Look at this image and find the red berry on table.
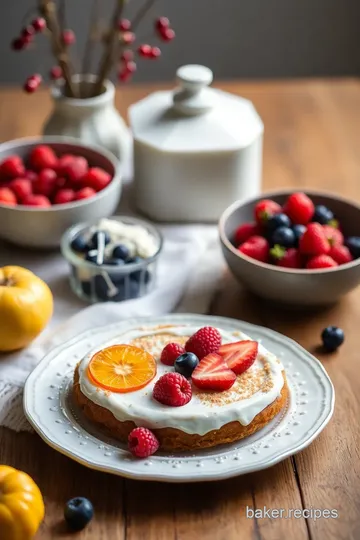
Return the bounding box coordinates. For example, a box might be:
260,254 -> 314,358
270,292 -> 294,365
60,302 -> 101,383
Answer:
233,223 -> 260,246
62,29 -> 75,46
118,18 -> 131,31
191,353 -> 236,391
83,167 -> 112,192
160,342 -> 186,366
0,155 -> 25,179
160,28 -> 175,42
50,66 -> 63,80
323,224 -> 344,246
122,31 -> 135,45
54,188 -> 76,205
299,223 -> 330,256
238,235 -> 269,263
29,145 -> 58,171
329,245 -> 353,265
75,187 -> 96,201
150,46 -> 161,58
155,17 -> 170,32
306,255 -> 338,269
270,246 -> 302,268
0,187 -> 17,206
218,340 -> 258,375
22,194 -> 51,207
8,178 -> 32,202
33,169 -> 57,197
138,44 -> 152,57
283,192 -> 314,225
185,326 -> 222,360
254,199 -> 282,225
32,17 -> 46,32
128,427 -> 159,458
153,372 -> 192,407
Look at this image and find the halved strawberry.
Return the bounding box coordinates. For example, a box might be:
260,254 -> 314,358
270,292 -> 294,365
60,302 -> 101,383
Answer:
218,340 -> 258,375
191,353 -> 236,391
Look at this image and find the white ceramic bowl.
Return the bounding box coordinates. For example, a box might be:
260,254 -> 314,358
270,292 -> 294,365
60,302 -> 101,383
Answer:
0,137 -> 121,248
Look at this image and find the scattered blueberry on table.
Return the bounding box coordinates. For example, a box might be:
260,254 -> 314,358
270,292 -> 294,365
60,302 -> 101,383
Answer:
321,326 -> 344,352
64,497 -> 94,531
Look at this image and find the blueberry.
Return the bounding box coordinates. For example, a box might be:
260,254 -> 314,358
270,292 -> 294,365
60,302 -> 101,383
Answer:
175,352 -> 199,378
321,326 -> 344,352
91,230 -> 111,249
85,250 -> 99,264
64,497 -> 94,531
112,244 -> 130,261
267,213 -> 291,232
312,205 -> 334,225
293,224 -> 306,246
106,258 -> 125,266
345,236 -> 360,259
71,234 -> 89,253
81,281 -> 91,296
113,279 -> 140,301
271,227 -> 295,248
127,256 -> 142,265
93,274 -> 118,301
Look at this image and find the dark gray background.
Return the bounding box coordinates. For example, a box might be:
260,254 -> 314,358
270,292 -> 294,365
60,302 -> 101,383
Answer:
2,0 -> 360,84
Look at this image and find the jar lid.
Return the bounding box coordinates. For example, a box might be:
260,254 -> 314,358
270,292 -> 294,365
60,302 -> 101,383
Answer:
129,65 -> 263,152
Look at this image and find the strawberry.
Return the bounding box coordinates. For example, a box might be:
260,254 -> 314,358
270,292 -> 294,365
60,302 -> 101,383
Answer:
306,255 -> 338,269
83,167 -> 112,192
254,199 -> 282,225
33,169 -> 57,198
0,155 -> 25,179
0,187 -> 17,206
75,187 -> 96,200
218,340 -> 258,375
22,194 -> 51,207
238,236 -> 269,263
8,178 -> 32,201
329,245 -> 353,265
53,188 -> 76,204
233,223 -> 261,246
283,192 -> 314,225
58,155 -> 88,185
185,327 -> 221,360
299,223 -> 330,256
323,225 -> 344,246
191,353 -> 236,391
270,246 -> 302,269
29,145 -> 58,170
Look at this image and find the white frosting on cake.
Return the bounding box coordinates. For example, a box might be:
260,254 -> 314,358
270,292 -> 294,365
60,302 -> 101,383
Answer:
78,325 -> 285,436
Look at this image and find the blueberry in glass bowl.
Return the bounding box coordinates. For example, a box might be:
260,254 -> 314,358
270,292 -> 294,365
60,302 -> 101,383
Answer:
61,216 -> 163,303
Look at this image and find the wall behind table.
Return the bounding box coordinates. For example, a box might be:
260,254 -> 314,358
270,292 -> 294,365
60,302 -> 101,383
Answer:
1,0 -> 359,84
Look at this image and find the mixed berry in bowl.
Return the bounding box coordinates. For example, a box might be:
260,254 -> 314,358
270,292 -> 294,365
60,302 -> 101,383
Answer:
233,192 -> 360,269
61,217 -> 162,303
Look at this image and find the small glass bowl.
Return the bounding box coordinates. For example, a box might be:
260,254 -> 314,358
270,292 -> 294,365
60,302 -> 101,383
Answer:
61,215 -> 163,303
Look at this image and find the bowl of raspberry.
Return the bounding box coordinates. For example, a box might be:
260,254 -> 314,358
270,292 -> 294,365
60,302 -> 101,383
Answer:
0,137 -> 121,248
219,190 -> 360,306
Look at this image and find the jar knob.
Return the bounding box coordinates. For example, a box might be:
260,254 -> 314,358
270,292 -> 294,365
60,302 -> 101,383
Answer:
173,64 -> 214,115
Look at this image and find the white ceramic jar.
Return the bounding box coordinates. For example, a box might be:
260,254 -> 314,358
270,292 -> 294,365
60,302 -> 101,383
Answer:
129,65 -> 264,222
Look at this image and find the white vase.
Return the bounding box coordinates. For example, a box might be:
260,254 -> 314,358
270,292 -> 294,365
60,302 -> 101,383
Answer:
43,76 -> 130,167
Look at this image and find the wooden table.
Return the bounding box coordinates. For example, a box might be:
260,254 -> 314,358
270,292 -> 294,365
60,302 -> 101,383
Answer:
1,79 -> 360,540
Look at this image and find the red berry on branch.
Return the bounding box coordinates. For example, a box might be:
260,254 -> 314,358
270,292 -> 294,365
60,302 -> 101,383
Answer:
160,28 -> 175,42
155,17 -> 170,31
11,38 -> 27,51
119,19 -> 131,31
50,66 -> 63,80
150,46 -> 161,58
138,44 -> 152,58
23,74 -> 42,93
121,49 -> 134,62
32,17 -> 46,32
62,29 -> 75,46
126,61 -> 137,73
22,26 -> 35,39
118,61 -> 136,82
122,31 -> 135,45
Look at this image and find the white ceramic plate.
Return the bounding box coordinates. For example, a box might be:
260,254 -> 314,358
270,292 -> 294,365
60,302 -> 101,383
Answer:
24,314 -> 334,482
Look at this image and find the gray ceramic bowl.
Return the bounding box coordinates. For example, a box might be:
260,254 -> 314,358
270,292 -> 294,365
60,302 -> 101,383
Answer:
0,136 -> 121,248
219,189 -> 360,306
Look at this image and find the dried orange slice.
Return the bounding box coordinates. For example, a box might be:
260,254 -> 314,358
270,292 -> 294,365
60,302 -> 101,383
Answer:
88,344 -> 156,393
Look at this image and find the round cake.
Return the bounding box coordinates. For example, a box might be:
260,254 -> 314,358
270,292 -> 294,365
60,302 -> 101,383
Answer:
73,323 -> 288,452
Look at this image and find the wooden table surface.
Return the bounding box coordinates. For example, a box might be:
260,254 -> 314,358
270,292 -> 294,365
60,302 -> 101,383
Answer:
1,79 -> 360,540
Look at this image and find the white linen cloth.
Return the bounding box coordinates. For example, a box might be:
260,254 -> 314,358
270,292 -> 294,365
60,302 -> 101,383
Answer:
0,211 -> 224,431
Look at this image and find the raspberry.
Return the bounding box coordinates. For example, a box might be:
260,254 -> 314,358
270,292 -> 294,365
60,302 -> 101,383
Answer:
160,343 -> 186,366
299,223 -> 330,256
306,255 -> 338,269
75,187 -> 96,200
8,178 -> 32,201
270,246 -> 302,268
0,155 -> 25,179
185,326 -> 222,360
329,245 -> 353,265
128,427 -> 159,458
254,199 -> 282,225
29,145 -> 58,171
283,192 -> 314,225
323,225 -> 344,246
233,223 -> 260,246
153,372 -> 192,406
54,188 -> 76,205
0,187 -> 17,206
22,194 -> 51,207
83,167 -> 112,192
238,235 -> 269,263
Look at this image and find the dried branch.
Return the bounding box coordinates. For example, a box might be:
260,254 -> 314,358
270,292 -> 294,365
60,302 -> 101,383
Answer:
39,0 -> 76,97
131,0 -> 157,31
82,0 -> 100,78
